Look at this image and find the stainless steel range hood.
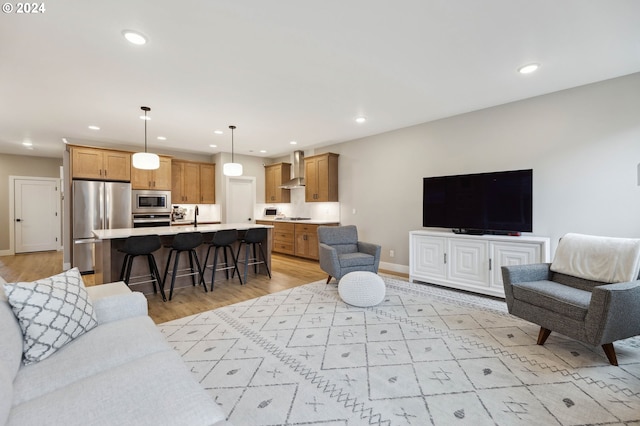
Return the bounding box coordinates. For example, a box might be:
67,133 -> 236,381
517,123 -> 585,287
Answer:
280,150 -> 305,189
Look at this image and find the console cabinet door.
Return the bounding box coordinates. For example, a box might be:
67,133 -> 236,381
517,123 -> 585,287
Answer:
448,239 -> 489,287
490,242 -> 541,290
410,234 -> 447,280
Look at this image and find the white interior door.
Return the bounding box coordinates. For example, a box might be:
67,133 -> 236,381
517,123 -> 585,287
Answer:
226,176 -> 255,224
15,178 -> 60,253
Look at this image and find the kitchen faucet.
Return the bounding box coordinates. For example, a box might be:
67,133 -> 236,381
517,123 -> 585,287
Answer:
194,205 -> 199,228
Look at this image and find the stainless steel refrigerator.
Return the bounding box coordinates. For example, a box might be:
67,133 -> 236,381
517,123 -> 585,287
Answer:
72,180 -> 132,273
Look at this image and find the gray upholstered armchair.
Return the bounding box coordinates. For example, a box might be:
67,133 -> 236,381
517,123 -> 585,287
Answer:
501,233 -> 640,366
317,225 -> 381,283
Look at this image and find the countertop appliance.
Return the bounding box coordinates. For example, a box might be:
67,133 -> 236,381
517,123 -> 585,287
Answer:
72,180 -> 132,273
264,207 -> 278,217
132,189 -> 171,214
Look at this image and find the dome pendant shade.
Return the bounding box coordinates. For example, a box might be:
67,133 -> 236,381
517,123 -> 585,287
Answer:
133,106 -> 160,170
132,152 -> 160,170
223,125 -> 243,176
223,162 -> 243,176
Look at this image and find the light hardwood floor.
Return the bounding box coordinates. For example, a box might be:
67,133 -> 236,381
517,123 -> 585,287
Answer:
0,250 -> 407,323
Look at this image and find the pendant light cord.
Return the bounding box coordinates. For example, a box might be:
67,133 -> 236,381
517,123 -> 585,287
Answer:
229,125 -> 236,162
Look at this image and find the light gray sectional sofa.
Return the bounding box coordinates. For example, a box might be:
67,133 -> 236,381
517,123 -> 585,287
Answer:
0,277 -> 228,426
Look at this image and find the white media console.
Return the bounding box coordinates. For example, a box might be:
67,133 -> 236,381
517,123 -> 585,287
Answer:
409,230 -> 550,298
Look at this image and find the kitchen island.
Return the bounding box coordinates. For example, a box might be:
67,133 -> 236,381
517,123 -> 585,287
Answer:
93,223 -> 273,293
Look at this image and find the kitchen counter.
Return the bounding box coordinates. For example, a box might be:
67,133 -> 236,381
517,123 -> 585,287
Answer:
257,218 -> 340,225
93,222 -> 269,240
93,223 -> 273,289
171,220 -> 221,226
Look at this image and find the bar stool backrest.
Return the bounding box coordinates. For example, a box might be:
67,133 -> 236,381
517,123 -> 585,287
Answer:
212,229 -> 238,246
123,235 -> 162,255
172,232 -> 203,250
243,228 -> 267,244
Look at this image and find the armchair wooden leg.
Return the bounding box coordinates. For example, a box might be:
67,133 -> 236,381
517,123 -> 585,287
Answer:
537,327 -> 552,345
602,343 -> 618,366
326,275 -> 332,284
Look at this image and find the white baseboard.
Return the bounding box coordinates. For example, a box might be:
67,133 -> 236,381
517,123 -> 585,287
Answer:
379,261 -> 409,275
0,249 -> 13,256
63,262 -> 71,271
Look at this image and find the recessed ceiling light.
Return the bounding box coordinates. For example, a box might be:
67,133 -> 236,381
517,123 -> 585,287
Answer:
355,116 -> 367,123
290,141 -> 297,145
62,138 -> 68,144
22,141 -> 33,147
209,144 -> 217,148
157,136 -> 166,141
122,30 -> 147,45
260,150 -> 267,153
88,125 -> 100,130
214,130 -> 224,135
139,115 -> 151,120
518,63 -> 540,74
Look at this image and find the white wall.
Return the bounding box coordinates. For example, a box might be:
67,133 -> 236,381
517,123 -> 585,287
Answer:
319,72 -> 640,271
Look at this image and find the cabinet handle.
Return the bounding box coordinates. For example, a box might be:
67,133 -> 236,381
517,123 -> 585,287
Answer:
444,253 -> 447,264
104,170 -> 107,177
489,258 -> 492,270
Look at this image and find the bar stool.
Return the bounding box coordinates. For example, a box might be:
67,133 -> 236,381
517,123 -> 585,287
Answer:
201,229 -> 243,290
118,235 -> 166,301
235,228 -> 271,284
162,232 -> 205,301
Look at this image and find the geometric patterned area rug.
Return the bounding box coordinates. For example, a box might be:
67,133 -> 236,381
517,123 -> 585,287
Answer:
159,276 -> 640,425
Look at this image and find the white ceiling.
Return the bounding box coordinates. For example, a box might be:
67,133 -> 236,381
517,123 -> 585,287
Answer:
2,0 -> 640,160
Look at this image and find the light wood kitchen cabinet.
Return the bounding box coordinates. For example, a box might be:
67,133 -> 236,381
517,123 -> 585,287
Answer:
257,220 -> 338,260
274,222 -> 295,255
131,156 -> 172,190
304,153 -> 339,202
294,223 -> 320,259
172,161 -> 199,203
71,146 -> 131,181
265,163 -> 291,203
171,160 -> 216,204
199,163 -> 216,204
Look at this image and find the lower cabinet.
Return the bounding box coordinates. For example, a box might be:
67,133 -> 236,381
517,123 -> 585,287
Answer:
409,230 -> 550,298
294,224 -> 319,259
256,221 -> 338,260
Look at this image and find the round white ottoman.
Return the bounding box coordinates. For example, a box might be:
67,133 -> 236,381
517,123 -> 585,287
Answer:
338,271 -> 386,307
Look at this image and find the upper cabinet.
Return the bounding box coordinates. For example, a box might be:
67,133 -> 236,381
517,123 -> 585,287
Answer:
265,162 -> 291,203
304,153 -> 339,202
131,156 -> 172,190
172,160 -> 215,204
199,163 -> 216,204
71,146 -> 131,181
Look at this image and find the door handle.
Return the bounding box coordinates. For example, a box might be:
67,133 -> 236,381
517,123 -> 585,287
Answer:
15,218 -> 22,222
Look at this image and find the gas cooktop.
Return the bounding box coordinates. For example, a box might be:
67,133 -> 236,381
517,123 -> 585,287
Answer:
276,217 -> 312,221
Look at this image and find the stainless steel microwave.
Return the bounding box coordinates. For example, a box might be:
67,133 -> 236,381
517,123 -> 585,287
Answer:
132,190 -> 172,214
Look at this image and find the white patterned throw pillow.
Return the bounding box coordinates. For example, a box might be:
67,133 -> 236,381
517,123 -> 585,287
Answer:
3,268 -> 97,365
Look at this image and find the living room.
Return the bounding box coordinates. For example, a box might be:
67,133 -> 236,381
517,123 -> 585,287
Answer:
2,2 -> 640,425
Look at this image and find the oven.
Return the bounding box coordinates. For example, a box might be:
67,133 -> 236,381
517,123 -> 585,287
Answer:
132,190 -> 171,214
132,213 -> 172,228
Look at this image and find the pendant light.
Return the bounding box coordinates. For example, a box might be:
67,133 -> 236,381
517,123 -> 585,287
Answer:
132,106 -> 160,170
223,125 -> 243,176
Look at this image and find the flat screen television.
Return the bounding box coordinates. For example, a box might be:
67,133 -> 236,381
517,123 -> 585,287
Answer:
423,169 -> 532,234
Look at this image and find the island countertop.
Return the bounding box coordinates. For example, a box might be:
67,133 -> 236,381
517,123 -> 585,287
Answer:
92,223 -> 273,286
93,222 -> 273,240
